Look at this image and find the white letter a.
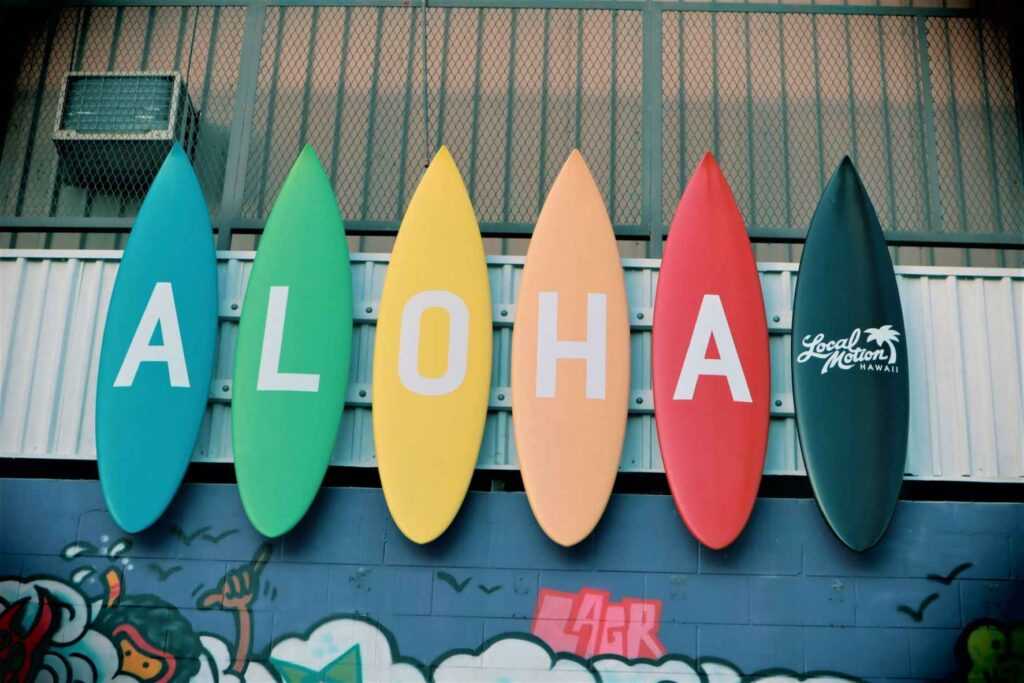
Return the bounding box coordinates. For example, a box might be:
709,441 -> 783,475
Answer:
674,294 -> 751,403
114,282 -> 190,388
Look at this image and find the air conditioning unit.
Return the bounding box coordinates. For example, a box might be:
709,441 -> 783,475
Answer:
52,71 -> 200,191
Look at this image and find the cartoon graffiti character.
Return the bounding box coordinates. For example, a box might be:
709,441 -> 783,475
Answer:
93,593 -> 203,681
960,621 -> 1024,683
196,544 -> 271,674
0,588 -> 58,683
90,544 -> 270,681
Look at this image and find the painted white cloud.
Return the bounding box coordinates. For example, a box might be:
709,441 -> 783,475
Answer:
433,635 -> 595,683
195,634 -> 277,683
269,618 -> 426,683
592,656 -> 702,683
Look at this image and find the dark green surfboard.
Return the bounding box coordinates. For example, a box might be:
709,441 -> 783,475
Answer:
792,157 -> 909,552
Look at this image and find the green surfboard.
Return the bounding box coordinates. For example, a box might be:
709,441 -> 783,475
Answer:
232,145 -> 353,537
792,157 -> 909,552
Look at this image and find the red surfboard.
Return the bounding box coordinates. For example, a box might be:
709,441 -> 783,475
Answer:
652,153 -> 770,550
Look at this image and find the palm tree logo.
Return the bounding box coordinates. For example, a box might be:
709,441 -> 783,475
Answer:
865,325 -> 901,364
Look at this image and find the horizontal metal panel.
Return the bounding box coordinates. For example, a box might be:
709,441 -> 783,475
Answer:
0,249 -> 1021,482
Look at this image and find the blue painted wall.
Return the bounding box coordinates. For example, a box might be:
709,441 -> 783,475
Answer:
0,478 -> 1021,682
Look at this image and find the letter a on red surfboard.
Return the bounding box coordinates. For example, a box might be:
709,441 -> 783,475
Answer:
652,153 -> 770,549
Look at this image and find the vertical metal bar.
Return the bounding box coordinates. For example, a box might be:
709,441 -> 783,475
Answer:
14,12 -> 58,217
574,9 -> 584,150
255,7 -> 285,220
396,8 -> 419,216
467,9 -> 484,200
74,7 -> 92,71
434,7 -> 452,149
112,5 -> 130,219
642,2 -> 663,256
328,6 -> 352,189
536,9 -> 551,212
875,16 -> 897,228
711,12 -> 719,154
843,14 -> 859,162
140,6 -> 156,69
501,9 -> 519,223
420,0 -> 429,165
106,7 -> 124,71
915,16 -> 942,233
778,13 -> 792,228
974,18 -> 1003,233
1010,21 -> 1024,213
744,13 -> 756,226
609,10 -> 618,222
676,11 -> 687,190
199,8 -> 221,111
173,6 -> 189,69
359,7 -> 386,221
297,8 -> 319,151
942,18 -> 967,230
216,1 -> 267,249
811,14 -> 825,190
48,8 -> 85,219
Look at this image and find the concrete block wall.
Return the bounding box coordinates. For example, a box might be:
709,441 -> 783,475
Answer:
0,477 -> 1021,682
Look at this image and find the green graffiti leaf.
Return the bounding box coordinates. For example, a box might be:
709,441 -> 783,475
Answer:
271,645 -> 362,683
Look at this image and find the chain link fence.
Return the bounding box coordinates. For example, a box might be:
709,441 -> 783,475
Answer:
0,5 -> 244,247
242,6 -> 644,233
0,2 -> 1021,261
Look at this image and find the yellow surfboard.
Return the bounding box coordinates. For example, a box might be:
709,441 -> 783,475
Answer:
372,146 -> 493,544
511,150 -> 631,546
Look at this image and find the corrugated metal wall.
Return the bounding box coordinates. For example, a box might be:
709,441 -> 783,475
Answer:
1,250 -> 1020,482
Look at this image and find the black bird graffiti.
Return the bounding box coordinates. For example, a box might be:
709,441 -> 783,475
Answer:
169,525 -> 212,546
200,529 -> 239,544
437,571 -> 471,593
147,563 -> 183,582
927,562 -> 973,585
478,584 -> 503,595
897,593 -> 939,622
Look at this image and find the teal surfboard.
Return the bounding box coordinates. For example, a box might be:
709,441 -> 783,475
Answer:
232,145 -> 353,538
96,144 -> 218,533
792,157 -> 909,551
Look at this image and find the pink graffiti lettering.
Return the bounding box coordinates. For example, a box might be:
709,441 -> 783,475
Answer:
530,587 -> 666,660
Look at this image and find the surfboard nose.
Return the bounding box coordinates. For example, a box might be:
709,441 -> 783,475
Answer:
155,142 -> 197,189
546,150 -> 606,219
815,156 -> 887,250
693,151 -> 731,193
433,144 -> 455,167
559,148 -> 594,182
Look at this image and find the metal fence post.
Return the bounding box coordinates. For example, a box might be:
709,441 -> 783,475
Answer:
216,0 -> 266,250
1010,16 -> 1024,218
642,1 -> 663,258
914,16 -> 944,235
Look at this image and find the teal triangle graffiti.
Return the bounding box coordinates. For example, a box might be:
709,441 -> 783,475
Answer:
271,644 -> 362,683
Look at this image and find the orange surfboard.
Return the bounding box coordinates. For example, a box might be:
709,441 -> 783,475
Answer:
511,150 -> 631,547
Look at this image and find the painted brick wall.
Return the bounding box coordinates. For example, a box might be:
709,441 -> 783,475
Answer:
0,477 -> 1021,682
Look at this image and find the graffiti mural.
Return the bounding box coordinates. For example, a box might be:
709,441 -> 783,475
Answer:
531,588 -> 665,660
1,482 -> 1020,683
0,539 -> 868,683
958,621 -> 1024,683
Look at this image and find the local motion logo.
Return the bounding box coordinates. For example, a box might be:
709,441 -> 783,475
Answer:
797,325 -> 901,375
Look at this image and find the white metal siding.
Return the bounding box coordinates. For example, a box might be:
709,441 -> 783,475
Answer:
1,250 -> 1021,482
